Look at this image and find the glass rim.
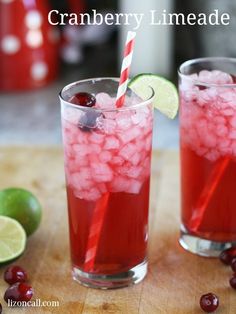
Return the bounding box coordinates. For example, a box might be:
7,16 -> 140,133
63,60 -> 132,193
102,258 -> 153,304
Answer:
178,57 -> 236,88
59,77 -> 155,112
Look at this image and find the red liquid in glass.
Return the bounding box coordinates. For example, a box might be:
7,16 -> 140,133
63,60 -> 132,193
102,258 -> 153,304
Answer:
180,147 -> 236,242
67,180 -> 149,274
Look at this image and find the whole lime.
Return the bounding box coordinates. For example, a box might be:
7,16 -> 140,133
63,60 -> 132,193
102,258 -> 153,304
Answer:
0,188 -> 42,236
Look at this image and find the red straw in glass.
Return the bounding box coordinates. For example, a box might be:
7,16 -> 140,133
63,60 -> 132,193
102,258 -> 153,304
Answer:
83,31 -> 136,272
84,192 -> 109,272
189,157 -> 230,231
116,31 -> 136,108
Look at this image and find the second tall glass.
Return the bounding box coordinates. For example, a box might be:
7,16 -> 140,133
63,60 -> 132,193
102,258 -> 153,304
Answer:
179,58 -> 236,257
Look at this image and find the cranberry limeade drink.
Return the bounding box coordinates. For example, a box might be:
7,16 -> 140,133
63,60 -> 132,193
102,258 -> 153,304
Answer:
60,71 -> 179,289
60,78 -> 154,288
179,58 -> 236,257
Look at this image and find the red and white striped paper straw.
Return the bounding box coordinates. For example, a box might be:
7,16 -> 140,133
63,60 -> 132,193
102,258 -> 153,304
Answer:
116,31 -> 136,108
83,31 -> 136,272
84,192 -> 109,272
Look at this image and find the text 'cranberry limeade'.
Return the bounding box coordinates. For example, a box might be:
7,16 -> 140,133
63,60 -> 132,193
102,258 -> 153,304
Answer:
179,58 -> 236,256
60,78 -> 154,287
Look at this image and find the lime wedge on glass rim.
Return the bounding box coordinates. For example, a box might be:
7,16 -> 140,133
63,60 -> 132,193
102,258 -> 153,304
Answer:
0,216 -> 26,264
128,73 -> 179,119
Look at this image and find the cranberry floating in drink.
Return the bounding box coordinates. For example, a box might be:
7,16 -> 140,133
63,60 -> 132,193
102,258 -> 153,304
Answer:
69,92 -> 96,107
179,58 -> 236,256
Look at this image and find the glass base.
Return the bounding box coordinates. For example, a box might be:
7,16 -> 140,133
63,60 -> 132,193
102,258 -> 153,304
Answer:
72,260 -> 147,289
180,226 -> 236,257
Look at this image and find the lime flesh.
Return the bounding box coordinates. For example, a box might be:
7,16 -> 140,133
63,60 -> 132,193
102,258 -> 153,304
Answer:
129,73 -> 179,119
0,216 -> 26,263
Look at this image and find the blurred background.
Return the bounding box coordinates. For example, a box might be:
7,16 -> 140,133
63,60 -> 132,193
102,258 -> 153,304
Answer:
0,0 -> 235,148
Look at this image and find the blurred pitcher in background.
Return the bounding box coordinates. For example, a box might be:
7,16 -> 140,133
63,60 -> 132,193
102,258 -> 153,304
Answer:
0,0 -> 60,91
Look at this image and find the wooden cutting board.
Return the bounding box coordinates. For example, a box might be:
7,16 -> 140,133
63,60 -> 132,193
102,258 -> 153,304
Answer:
0,147 -> 235,314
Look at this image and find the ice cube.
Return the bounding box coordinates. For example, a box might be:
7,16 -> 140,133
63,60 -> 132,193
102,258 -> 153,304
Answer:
183,89 -> 198,103
99,151 -> 112,163
196,146 -> 208,156
198,70 -> 233,85
187,129 -> 200,146
74,187 -> 102,202
72,144 -> 90,157
218,139 -> 231,149
215,124 -> 228,137
141,157 -> 151,179
118,127 -> 141,144
80,188 -> 102,202
126,179 -> 143,194
76,130 -> 89,145
219,89 -> 236,107
116,114 -> 133,130
199,70 -> 213,83
229,130 -> 236,139
212,70 -> 233,84
71,171 -> 93,190
109,176 -> 129,192
119,143 -> 137,160
131,111 -> 144,125
104,136 -> 120,150
197,119 -> 208,133
230,116 -> 236,128
204,150 -> 220,162
129,151 -> 141,166
202,133 -> 217,148
204,87 -> 218,102
91,162 -> 113,182
63,107 -> 83,124
89,132 -> 105,144
214,116 -> 226,125
102,119 -> 117,134
63,123 -> 79,145
232,142 -> 236,156
74,189 -> 84,200
89,143 -> 102,154
110,156 -> 124,166
120,166 -> 143,179
96,92 -> 114,109
180,79 -> 196,92
74,155 -> 89,167
222,109 -> 234,116
145,135 -> 152,151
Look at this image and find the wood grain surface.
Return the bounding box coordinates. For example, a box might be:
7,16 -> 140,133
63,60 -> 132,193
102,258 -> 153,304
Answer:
0,147 -> 235,314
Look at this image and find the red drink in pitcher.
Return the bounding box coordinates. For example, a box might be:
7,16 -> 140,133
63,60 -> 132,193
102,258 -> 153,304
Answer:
179,58 -> 236,256
60,78 -> 154,288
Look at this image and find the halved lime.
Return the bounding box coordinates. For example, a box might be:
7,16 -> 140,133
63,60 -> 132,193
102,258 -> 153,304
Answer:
0,216 -> 26,263
129,73 -> 179,119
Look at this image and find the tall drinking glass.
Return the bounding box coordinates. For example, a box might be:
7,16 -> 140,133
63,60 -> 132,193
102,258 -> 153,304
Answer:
179,58 -> 236,257
60,78 -> 154,288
